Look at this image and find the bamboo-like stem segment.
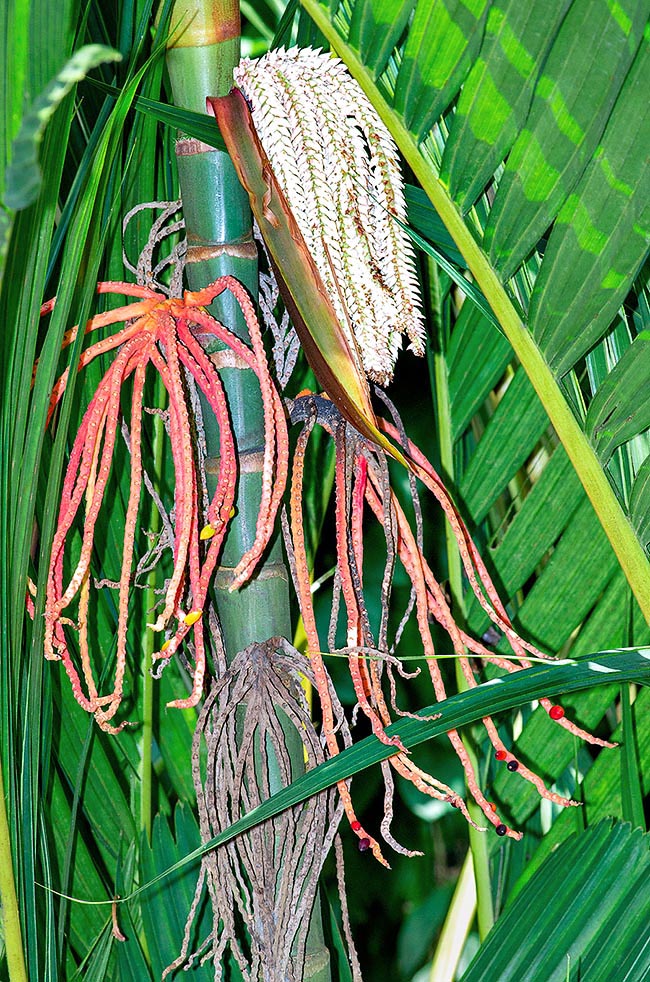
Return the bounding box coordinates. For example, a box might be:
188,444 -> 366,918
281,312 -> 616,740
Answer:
299,0 -> 650,626
167,4 -> 331,978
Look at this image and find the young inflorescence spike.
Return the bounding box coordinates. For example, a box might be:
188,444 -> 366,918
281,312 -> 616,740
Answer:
234,46 -> 425,385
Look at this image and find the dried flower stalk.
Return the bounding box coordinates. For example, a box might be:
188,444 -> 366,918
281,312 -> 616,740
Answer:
167,635 -> 356,981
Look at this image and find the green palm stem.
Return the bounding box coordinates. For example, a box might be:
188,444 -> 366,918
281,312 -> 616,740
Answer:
166,4 -> 330,978
426,259 -> 494,945
166,0 -> 290,660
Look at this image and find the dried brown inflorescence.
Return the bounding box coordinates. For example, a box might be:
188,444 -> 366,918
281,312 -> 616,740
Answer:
166,630 -> 360,981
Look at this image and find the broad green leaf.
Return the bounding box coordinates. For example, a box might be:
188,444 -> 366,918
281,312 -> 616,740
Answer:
87,77 -> 227,150
321,886 -> 355,982
405,184 -> 467,268
630,454 -> 650,550
483,0 -> 647,279
458,368 -> 549,522
447,303 -> 511,438
461,820 -> 650,982
139,804 -> 213,980
75,925 -> 114,982
477,447 -> 582,598
121,649 -> 650,896
115,905 -> 153,982
4,45 -> 122,211
518,685 -> 650,890
394,0 -> 490,141
493,570 -> 649,826
48,775 -> 110,953
620,683 -> 646,829
585,330 -> 650,464
441,0 -> 571,212
530,34 -> 650,374
491,685 -> 616,826
299,0 -> 650,629
348,0 -> 415,80
505,496 -> 619,651
55,686 -> 137,863
272,0 -> 300,48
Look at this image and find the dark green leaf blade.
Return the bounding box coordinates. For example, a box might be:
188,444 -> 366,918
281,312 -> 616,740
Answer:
467,446 -> 581,599
86,76 -> 227,149
441,0 -> 571,212
630,453 -> 650,551
529,34 -> 650,374
460,821 -> 650,982
484,0 -> 647,280
506,497 -> 619,652
139,804 -> 212,980
458,367 -> 549,523
447,304 -> 511,439
127,649 -> 650,896
393,0 -> 489,141
620,684 -> 646,830
518,681 -> 650,892
4,45 -> 122,210
584,330 -> 650,464
348,0 -> 415,80
492,569 -> 649,827
405,183 -> 467,267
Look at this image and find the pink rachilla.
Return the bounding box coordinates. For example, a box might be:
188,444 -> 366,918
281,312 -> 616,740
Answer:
288,393 -> 614,852
39,276 -> 287,731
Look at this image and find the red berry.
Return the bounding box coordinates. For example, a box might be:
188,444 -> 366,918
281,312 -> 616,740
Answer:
351,820 -> 361,832
358,838 -> 371,852
549,705 -> 565,721
495,749 -> 507,761
489,802 -> 497,811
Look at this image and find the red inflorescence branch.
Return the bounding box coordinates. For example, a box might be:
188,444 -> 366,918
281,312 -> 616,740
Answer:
288,393 -> 614,854
40,277 -> 286,732
37,273 -> 613,851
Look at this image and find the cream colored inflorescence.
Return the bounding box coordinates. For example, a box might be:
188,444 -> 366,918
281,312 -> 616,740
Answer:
234,46 -> 425,385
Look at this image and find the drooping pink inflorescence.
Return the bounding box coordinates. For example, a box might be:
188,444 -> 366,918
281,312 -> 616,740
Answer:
38,272 -> 613,851
286,392 -> 614,858
41,277 -> 287,732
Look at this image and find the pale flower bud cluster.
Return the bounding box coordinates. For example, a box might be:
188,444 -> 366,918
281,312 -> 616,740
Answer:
234,46 -> 425,384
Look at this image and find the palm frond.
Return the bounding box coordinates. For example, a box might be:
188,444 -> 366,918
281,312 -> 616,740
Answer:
299,0 -> 650,621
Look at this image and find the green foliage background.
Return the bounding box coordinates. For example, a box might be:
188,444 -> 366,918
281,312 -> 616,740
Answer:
1,1 -> 650,980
